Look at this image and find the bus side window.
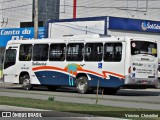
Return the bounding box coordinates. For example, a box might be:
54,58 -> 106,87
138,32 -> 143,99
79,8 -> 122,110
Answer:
4,49 -> 17,69
114,45 -> 122,61
85,43 -> 103,61
104,43 -> 122,62
66,43 -> 84,61
33,44 -> 49,61
49,43 -> 66,61
19,44 -> 32,61
85,47 -> 91,61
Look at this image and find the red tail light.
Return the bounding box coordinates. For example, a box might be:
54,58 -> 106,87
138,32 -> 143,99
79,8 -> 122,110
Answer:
128,66 -> 131,74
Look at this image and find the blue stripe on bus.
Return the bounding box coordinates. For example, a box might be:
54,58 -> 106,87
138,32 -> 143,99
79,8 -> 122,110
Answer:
88,74 -> 124,88
34,71 -> 124,88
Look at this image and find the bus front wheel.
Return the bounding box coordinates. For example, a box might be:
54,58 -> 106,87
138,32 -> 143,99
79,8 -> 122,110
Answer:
76,76 -> 89,94
21,74 -> 32,90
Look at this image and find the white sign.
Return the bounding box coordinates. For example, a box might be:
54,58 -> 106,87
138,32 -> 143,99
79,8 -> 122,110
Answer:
49,20 -> 105,38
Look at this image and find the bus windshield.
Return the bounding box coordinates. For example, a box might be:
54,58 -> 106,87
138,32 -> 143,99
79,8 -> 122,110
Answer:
4,49 -> 17,69
131,41 -> 157,57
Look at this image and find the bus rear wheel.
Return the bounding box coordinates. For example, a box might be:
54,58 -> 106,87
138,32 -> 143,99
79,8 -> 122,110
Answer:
155,79 -> 160,88
21,74 -> 32,90
76,76 -> 89,94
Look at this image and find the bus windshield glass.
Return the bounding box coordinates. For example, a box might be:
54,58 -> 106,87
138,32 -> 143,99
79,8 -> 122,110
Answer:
4,49 -> 17,69
131,41 -> 157,57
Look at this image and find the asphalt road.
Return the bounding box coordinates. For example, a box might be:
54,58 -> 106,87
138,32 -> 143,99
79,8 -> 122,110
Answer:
0,82 -> 160,111
0,106 -> 122,120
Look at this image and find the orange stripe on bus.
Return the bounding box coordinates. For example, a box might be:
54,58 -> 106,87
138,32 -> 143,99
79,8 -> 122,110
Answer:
78,69 -> 104,78
32,66 -> 66,72
32,66 -> 124,79
102,71 -> 125,79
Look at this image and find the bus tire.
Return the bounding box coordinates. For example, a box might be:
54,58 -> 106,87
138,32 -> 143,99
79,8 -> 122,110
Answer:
21,74 -> 32,90
155,78 -> 160,89
103,88 -> 118,95
76,76 -> 89,94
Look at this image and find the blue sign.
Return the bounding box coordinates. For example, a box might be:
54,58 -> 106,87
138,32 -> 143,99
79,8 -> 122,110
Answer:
109,17 -> 160,33
0,27 -> 45,47
98,63 -> 102,69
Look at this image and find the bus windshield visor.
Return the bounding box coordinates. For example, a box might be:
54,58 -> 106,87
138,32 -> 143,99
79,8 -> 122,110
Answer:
131,41 -> 157,57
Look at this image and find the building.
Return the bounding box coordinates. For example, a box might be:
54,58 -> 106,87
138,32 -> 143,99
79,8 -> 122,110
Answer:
0,0 -> 60,28
47,16 -> 160,40
0,0 -> 59,58
46,0 -> 160,39
60,0 -> 160,21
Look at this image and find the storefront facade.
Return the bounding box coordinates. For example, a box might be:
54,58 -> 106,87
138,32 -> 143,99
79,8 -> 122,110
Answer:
47,16 -> 160,40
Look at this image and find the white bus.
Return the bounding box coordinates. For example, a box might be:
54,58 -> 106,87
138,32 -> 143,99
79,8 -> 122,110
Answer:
157,41 -> 160,88
3,35 -> 159,94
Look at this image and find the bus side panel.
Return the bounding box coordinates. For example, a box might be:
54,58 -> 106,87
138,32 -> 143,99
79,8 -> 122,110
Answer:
33,71 -> 72,86
3,64 -> 19,83
82,42 -> 126,88
88,74 -> 124,88
31,42 -> 126,88
32,65 -> 125,88
32,62 -> 76,86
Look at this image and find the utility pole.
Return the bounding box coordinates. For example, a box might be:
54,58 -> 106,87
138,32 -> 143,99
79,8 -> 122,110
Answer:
73,0 -> 77,18
34,0 -> 38,39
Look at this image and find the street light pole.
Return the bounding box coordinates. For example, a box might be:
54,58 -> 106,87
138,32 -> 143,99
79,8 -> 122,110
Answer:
34,0 -> 38,39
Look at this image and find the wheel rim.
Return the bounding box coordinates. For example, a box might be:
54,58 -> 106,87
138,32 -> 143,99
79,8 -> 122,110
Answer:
156,79 -> 160,88
22,79 -> 30,89
78,80 -> 87,91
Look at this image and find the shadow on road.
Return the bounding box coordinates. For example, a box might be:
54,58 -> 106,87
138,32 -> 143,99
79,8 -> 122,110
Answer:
4,85 -> 160,96
6,85 -> 78,93
116,89 -> 160,96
